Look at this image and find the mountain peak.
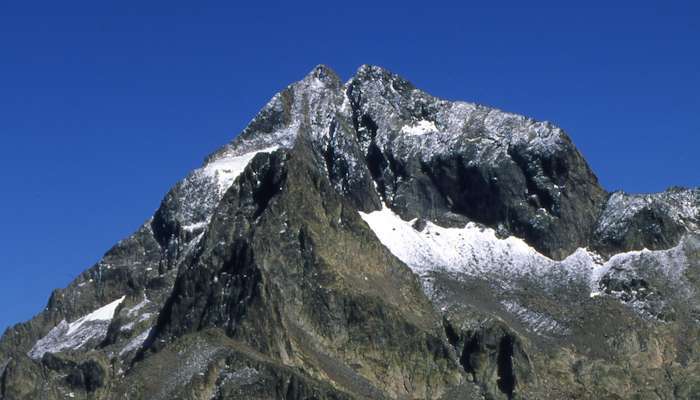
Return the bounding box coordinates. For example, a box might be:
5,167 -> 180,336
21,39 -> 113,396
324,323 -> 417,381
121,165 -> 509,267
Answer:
351,64 -> 415,90
301,64 -> 342,89
354,63 -> 392,77
2,65 -> 698,400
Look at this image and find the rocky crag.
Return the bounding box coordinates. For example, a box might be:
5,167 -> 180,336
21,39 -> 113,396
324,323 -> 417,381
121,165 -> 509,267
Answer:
1,65 -> 698,400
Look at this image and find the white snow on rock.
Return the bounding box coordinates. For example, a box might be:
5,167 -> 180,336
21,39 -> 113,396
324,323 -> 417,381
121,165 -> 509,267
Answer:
500,300 -> 570,335
119,327 -> 152,356
201,146 -> 280,195
120,294 -> 153,332
596,189 -> 699,237
400,120 -> 438,136
28,296 -> 126,359
66,296 -> 125,335
182,221 -> 208,233
348,66 -> 567,165
588,241 -> 691,298
126,294 -> 150,317
359,205 -> 690,301
358,205 -> 567,282
161,145 -> 283,244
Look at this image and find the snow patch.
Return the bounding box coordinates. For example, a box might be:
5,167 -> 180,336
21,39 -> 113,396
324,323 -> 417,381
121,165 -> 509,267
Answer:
359,205 -> 691,306
201,146 -> 279,195
182,221 -> 208,232
127,295 -> 150,317
500,300 -> 569,335
119,327 -> 152,356
66,296 -> 125,335
28,296 -> 125,359
400,120 -> 438,136
358,204 -> 562,282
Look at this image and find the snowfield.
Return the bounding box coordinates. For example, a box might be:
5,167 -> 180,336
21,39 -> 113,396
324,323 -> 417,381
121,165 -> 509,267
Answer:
359,205 -> 691,304
29,296 -> 126,359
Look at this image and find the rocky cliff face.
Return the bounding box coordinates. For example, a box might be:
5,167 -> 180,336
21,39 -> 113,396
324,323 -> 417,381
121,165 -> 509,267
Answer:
1,65 -> 698,400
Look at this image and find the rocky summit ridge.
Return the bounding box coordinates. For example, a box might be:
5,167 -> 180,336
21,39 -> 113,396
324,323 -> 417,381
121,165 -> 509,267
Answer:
1,64 -> 699,400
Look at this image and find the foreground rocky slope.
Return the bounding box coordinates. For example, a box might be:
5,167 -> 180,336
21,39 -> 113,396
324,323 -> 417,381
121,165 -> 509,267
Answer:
1,65 -> 698,400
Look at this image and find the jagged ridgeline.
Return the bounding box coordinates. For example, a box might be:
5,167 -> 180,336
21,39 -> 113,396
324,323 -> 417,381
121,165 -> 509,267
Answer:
1,65 -> 699,400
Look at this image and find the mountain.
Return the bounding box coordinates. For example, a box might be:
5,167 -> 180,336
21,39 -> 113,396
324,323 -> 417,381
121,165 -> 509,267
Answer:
1,65 -> 698,400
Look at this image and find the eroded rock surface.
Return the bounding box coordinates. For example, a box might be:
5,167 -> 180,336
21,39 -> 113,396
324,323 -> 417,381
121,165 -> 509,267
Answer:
2,65 -> 698,400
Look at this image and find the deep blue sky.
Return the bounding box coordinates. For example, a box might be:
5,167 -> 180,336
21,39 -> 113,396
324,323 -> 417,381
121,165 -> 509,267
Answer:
1,1 -> 698,333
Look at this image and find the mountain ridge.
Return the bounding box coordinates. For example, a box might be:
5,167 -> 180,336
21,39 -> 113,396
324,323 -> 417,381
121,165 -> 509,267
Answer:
1,64 -> 698,400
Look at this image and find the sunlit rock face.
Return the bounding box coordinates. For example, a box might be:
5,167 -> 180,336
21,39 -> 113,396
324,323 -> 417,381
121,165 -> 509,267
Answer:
1,65 -> 698,400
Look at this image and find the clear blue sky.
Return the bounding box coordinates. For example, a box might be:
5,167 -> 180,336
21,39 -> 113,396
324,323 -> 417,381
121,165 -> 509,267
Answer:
1,1 -> 698,333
